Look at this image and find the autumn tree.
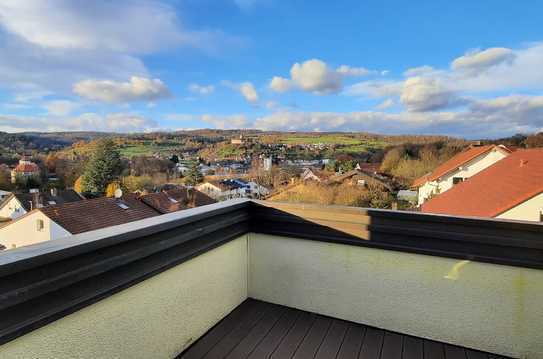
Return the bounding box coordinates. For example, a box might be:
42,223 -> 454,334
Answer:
81,139 -> 122,194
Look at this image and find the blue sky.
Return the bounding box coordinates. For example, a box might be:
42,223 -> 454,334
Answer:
0,0 -> 542,138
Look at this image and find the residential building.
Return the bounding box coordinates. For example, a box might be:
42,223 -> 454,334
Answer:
10,158 -> 40,184
327,169 -> 393,191
0,200 -> 540,358
412,144 -> 511,205
300,167 -> 331,182
421,149 -> 543,222
0,189 -> 83,220
140,187 -> 216,214
197,179 -> 249,200
0,195 -> 160,249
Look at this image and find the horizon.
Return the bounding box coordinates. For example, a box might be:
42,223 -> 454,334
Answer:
0,1 -> 542,138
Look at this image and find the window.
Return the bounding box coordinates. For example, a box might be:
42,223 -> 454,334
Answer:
453,177 -> 464,185
36,219 -> 44,231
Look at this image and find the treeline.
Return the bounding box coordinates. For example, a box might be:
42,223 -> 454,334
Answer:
379,140 -> 468,185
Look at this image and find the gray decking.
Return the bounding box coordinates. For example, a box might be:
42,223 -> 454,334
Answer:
179,298 -> 509,359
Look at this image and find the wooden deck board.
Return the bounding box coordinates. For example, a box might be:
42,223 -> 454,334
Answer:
179,299 -> 512,359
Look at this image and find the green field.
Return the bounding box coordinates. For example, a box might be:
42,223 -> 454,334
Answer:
119,143 -> 179,157
279,134 -> 363,145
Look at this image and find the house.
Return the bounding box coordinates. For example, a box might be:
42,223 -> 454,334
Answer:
140,187 -> 216,214
197,179 -> 252,200
1,200 -> 541,358
300,167 -> 331,182
230,134 -> 245,145
0,189 -> 84,220
10,158 -> 40,184
421,149 -> 543,221
0,190 -> 10,202
412,144 -> 511,205
0,194 -> 160,250
326,169 -> 393,191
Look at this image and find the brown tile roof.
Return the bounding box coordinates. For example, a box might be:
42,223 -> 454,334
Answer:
140,188 -> 216,214
412,145 -> 511,187
421,149 -> 543,218
1,190 -> 84,212
40,195 -> 160,234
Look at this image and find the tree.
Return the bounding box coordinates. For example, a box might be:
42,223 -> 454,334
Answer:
81,139 -> 122,194
184,163 -> 203,186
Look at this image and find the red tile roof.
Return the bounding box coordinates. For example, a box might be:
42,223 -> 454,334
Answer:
421,149 -> 543,218
13,162 -> 39,173
412,145 -> 510,187
140,188 -> 216,214
40,195 -> 160,234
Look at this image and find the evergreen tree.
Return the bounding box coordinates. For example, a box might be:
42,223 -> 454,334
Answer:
81,139 -> 122,194
185,163 -> 203,186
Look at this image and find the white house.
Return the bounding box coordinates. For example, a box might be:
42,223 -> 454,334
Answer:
0,193 -> 29,219
422,149 -> 543,222
0,195 -> 160,251
0,210 -> 71,250
196,179 -> 265,200
412,145 -> 510,206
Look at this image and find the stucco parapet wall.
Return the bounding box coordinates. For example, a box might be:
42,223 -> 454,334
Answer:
0,199 -> 542,346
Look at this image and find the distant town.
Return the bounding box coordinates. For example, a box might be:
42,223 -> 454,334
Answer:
1,129 -> 542,251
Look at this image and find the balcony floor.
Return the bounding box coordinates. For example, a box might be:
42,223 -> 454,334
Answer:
179,298 -> 509,359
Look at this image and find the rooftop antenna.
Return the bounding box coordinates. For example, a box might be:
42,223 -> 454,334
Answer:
114,188 -> 123,199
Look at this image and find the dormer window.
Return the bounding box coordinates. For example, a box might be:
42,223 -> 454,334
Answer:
453,177 -> 464,185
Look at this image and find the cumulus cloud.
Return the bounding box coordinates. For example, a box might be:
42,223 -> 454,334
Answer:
43,100 -> 79,116
270,59 -> 373,95
269,76 -> 292,93
451,47 -> 515,73
290,59 -> 342,94
400,77 -> 460,112
201,114 -> 249,129
73,76 -> 171,103
239,82 -> 259,103
188,83 -> 215,95
0,112 -> 157,133
223,81 -> 259,103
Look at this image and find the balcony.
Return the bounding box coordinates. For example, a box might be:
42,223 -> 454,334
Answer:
0,199 -> 542,358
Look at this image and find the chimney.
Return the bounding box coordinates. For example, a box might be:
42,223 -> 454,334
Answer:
187,187 -> 195,208
520,159 -> 529,167
32,192 -> 41,209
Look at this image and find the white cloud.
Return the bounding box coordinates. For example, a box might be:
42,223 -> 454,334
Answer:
73,76 -> 171,103
188,83 -> 215,95
400,77 -> 459,112
269,76 -> 292,93
0,112 -> 157,133
403,65 -> 435,77
451,47 -> 515,73
252,94 -> 543,137
43,100 -> 79,116
270,59 -> 376,95
239,82 -> 259,103
336,65 -> 371,77
375,99 -> 394,110
0,0 -> 213,54
290,59 -> 342,94
223,81 -> 259,103
0,0 -> 240,96
201,114 -> 249,129
345,80 -> 403,98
